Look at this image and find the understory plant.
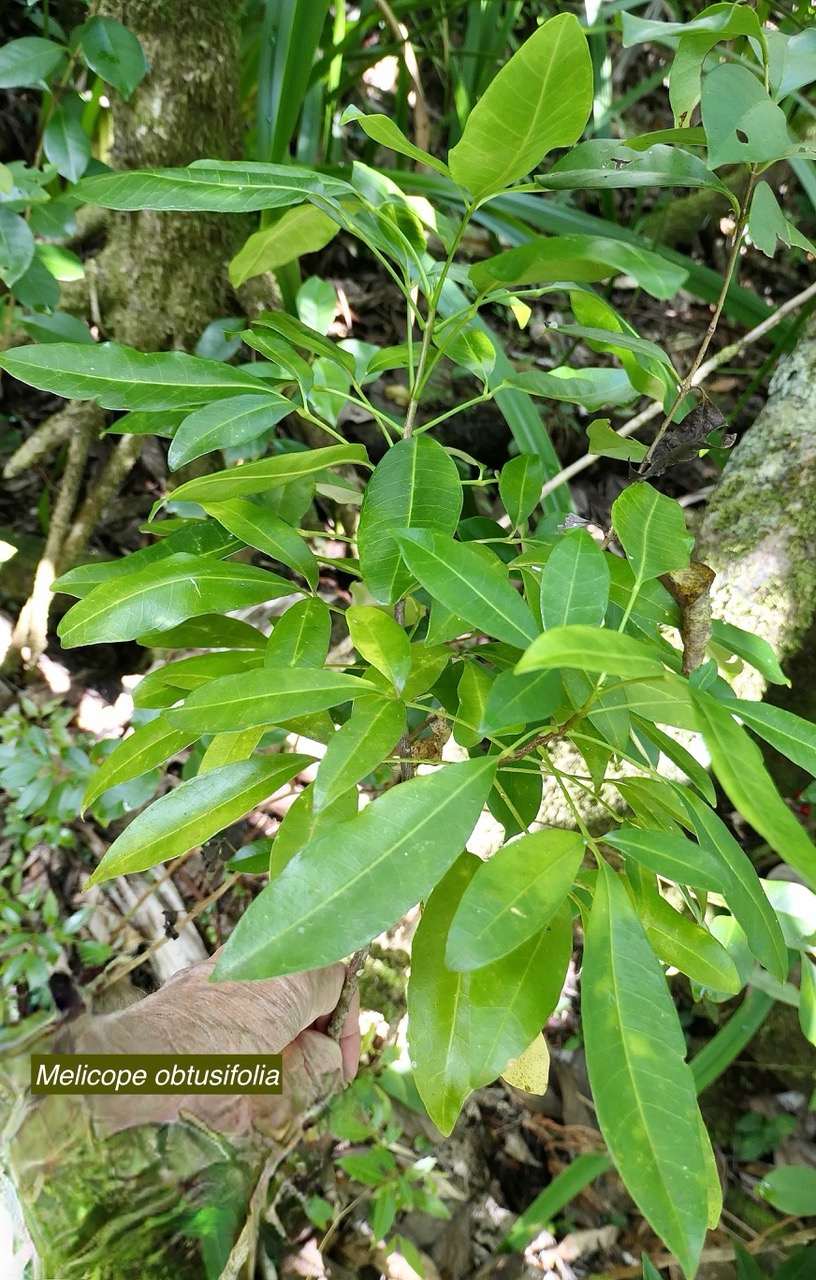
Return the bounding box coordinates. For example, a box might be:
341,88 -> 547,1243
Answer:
3,9 -> 816,1276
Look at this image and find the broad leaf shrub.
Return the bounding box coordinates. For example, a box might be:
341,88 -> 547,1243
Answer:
3,12 -> 816,1277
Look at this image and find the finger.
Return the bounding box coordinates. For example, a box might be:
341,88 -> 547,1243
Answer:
338,988 -> 361,1082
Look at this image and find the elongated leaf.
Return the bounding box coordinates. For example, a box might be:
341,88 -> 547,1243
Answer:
85,755 -> 311,885
166,443 -> 368,506
605,828 -> 725,890
499,453 -> 544,528
582,860 -> 709,1276
133,650 -> 263,710
74,162 -> 353,213
540,530 -> 610,630
681,789 -> 788,982
455,661 -> 494,748
0,208 -> 35,285
55,520 -> 241,599
612,484 -> 694,587
640,890 -> 742,995
341,106 -> 451,177
230,206 -> 339,286
449,14 -> 592,199
82,718 -> 195,814
517,624 -> 664,678
587,419 -> 648,463
346,606 -> 412,692
632,718 -> 716,806
500,1153 -> 613,1252
358,436 -> 463,605
213,757 -> 497,980
203,499 -> 318,590
43,106 -> 91,183
709,619 -> 789,687
504,366 -> 636,411
624,675 -> 700,732
166,668 -> 379,735
0,37 -> 65,88
137,614 -> 266,650
692,691 -> 816,890
472,235 -> 686,302
168,395 -> 293,469
447,829 -> 584,970
269,783 -> 358,878
0,342 -> 271,411
199,726 -> 264,774
313,697 -> 405,812
479,668 -> 562,735
730,699 -> 816,777
539,141 -> 735,205
58,554 -> 295,648
397,531 -> 538,649
266,598 -> 331,668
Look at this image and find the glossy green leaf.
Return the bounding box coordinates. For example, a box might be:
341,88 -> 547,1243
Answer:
605,828 -> 725,891
74,17 -> 148,98
448,14 -> 592,199
612,484 -> 694,588
455,661 -> 494,748
517,624 -> 664,679
472,234 -> 686,302
479,668 -> 562,735
166,443 -> 368,506
199,726 -> 264,774
702,64 -> 792,170
729,699 -> 816,778
269,783 -> 358,878
357,436 -> 462,605
709,619 -> 789,687
0,208 -> 35,285
632,718 -> 716,806
692,691 -> 816,890
346,606 -> 412,692
73,162 -> 354,213
582,860 -> 709,1276
168,395 -> 293,469
85,755 -> 311,886
758,1166 -> 816,1217
166,668 -> 379,735
313,697 -> 405,813
341,106 -> 450,177
402,642 -> 450,702
499,453 -> 544,529
58,554 -> 295,648
213,757 -> 497,980
254,310 -> 355,376
503,366 -> 636,411
137,614 -> 266,650
266,598 -> 331,668
229,205 -> 339,286
55,520 -> 241,599
447,829 -> 584,970
82,718 -> 195,814
43,106 -> 91,183
540,530 -> 610,631
202,499 -> 318,590
0,342 -> 271,410
0,37 -> 65,88
539,141 -> 736,207
488,758 -> 543,839
630,871 -> 741,994
680,789 -> 788,982
397,531 -> 538,649
134,650 -> 263,709
624,675 -> 700,732
799,955 -> 816,1047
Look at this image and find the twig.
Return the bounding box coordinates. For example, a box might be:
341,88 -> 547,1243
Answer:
60,433 -> 145,566
3,405 -> 78,479
539,243 -> 816,503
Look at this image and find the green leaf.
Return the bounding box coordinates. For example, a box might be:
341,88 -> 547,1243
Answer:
539,141 -> 736,207
553,324 -> 675,372
137,614 -> 266,650
229,206 -> 339,286
499,453 -> 544,529
479,668 -> 562,735
0,342 -> 271,411
703,64 -> 793,171
313,696 -> 405,812
540,530 -> 610,630
341,106 -> 450,177
213,757 -> 497,980
0,208 -> 35,285
446,829 -> 584,970
680,789 -> 788,982
266,598 -> 331,668
517,624 -> 665,679
748,181 -> 815,258
612,484 -> 694,589
730,699 -> 816,777
472,234 -> 686,302
43,106 -> 91,183
582,860 -> 709,1276
166,668 -> 379,735
58,554 -> 295,648
632,717 -> 716,806
799,955 -> 816,1047
504,366 -> 637,411
771,27 -> 816,100
709,619 -> 789,687
82,718 -> 195,814
357,436 -> 463,605
0,37 -> 66,88
165,443 -> 368,505
199,726 -> 264,774
624,675 -> 700,732
346,606 -> 412,693
254,309 -> 356,375
74,162 -> 353,214
269,782 -> 358,878
202,499 -> 318,590
605,828 -> 726,891
74,17 -> 148,99
397,531 -> 538,649
168,395 -> 294,469
692,690 -> 816,890
588,419 -> 652,460
133,651 -> 264,710
636,884 -> 742,995
500,1152 -> 613,1253
455,660 -> 494,748
448,14 -> 592,200
758,1166 -> 816,1217
85,755 -> 311,885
